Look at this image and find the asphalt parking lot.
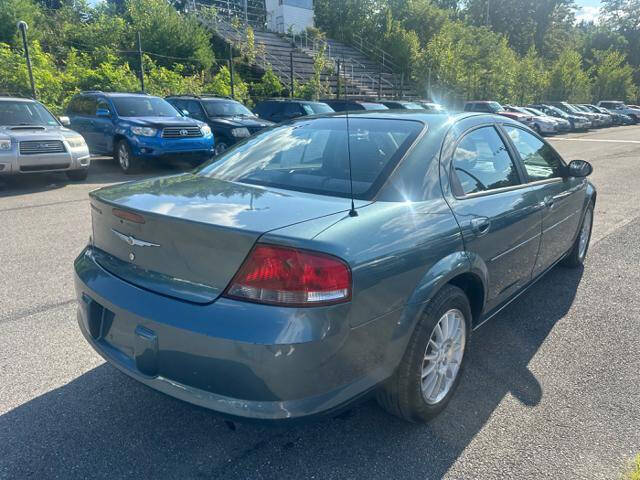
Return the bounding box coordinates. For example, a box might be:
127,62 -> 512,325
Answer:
1,126 -> 640,479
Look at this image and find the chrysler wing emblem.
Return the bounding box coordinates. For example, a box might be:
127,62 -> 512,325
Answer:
111,229 -> 160,247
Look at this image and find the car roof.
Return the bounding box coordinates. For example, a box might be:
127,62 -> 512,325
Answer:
0,96 -> 36,103
80,92 -> 155,98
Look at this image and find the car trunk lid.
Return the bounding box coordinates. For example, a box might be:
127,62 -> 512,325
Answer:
89,173 -> 361,304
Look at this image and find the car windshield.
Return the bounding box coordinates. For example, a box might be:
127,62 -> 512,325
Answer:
202,100 -> 254,117
487,102 -> 505,113
197,117 -> 423,200
112,96 -> 179,117
301,103 -> 334,115
509,106 -> 530,115
563,104 -> 582,114
0,100 -> 59,126
526,107 -> 545,116
361,102 -> 388,110
545,105 -> 568,118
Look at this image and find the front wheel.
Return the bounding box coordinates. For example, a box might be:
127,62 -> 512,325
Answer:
562,202 -> 594,268
214,142 -> 228,156
376,285 -> 471,423
116,140 -> 139,174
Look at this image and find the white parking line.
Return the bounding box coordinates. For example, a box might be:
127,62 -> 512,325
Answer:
552,138 -> 640,144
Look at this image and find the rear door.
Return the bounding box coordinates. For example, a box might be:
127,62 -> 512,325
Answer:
444,124 -> 543,311
501,125 -> 586,276
92,98 -> 114,154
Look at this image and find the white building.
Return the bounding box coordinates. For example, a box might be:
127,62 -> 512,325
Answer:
265,0 -> 314,34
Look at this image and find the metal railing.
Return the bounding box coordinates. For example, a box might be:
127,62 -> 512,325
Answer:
350,32 -> 398,74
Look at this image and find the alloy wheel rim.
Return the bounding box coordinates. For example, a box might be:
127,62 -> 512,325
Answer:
578,208 -> 592,260
421,308 -> 466,405
119,144 -> 129,170
215,143 -> 227,155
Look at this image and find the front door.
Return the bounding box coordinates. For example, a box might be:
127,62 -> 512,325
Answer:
502,125 -> 586,276
445,124 -> 543,312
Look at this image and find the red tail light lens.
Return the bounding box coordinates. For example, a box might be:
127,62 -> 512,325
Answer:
224,245 -> 352,306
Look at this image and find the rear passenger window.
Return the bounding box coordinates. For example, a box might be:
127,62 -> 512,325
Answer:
452,126 -> 521,196
503,126 -> 564,181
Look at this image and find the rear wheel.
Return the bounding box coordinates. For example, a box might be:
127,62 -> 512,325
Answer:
562,202 -> 594,268
214,142 -> 228,156
376,285 -> 471,423
116,140 -> 139,174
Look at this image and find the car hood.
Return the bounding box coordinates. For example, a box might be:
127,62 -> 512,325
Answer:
0,125 -> 81,140
120,116 -> 203,128
498,111 -> 528,119
208,116 -> 274,128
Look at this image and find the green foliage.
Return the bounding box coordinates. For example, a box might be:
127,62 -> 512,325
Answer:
622,454 -> 640,480
0,0 -> 45,46
546,50 -> 592,102
590,49 -> 637,101
251,67 -> 285,99
296,44 -> 331,100
205,66 -> 249,104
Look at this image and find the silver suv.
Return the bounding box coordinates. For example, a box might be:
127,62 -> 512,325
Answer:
0,96 -> 90,180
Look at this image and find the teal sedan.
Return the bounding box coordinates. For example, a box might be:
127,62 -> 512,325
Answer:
74,112 -> 595,422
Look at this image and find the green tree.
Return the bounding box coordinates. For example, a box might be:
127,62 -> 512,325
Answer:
205,65 -> 249,104
546,49 -> 592,102
251,67 -> 285,99
590,49 -> 637,101
513,47 -> 549,104
0,0 -> 44,45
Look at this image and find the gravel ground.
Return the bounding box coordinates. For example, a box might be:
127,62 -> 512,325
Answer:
1,126 -> 639,479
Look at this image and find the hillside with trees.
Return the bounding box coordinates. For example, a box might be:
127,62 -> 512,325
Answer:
1,0 -> 638,112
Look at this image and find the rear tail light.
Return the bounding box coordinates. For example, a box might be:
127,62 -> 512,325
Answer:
224,244 -> 352,307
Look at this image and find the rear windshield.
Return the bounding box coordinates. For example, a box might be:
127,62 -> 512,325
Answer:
197,117 -> 423,200
361,102 -> 388,110
112,96 -> 179,117
301,103 -> 334,115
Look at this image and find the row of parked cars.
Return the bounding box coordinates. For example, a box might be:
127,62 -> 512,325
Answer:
1,92 -> 638,178
464,100 -> 640,134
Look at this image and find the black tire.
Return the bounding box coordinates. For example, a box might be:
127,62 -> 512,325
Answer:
376,285 -> 472,423
561,202 -> 594,268
115,140 -> 139,174
534,124 -> 542,135
66,169 -> 88,181
214,142 -> 229,156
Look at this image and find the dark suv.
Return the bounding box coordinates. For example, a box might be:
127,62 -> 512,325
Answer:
253,99 -> 334,123
166,95 -> 274,155
66,91 -> 214,173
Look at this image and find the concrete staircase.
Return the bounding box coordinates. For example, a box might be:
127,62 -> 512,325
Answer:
197,11 -> 414,99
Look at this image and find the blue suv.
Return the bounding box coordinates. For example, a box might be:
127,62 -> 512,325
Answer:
66,92 -> 214,173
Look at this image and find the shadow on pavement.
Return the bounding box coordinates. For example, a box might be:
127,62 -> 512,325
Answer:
0,266 -> 583,479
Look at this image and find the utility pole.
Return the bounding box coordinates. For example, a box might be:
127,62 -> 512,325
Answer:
17,22 -> 36,99
137,31 -> 145,92
289,51 -> 294,98
229,45 -> 235,99
486,0 -> 490,27
336,59 -> 341,99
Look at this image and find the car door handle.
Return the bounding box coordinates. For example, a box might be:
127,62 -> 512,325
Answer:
471,217 -> 491,236
544,197 -> 555,209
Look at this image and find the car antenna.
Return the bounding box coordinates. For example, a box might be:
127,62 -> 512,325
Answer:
345,110 -> 358,217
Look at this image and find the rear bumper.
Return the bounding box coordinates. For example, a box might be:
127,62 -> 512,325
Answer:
74,247 -> 405,420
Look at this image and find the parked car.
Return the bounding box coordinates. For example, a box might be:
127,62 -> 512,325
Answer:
528,104 -> 591,131
504,105 -> 560,135
74,111 -> 595,423
380,100 -> 425,110
597,101 -> 640,123
573,104 -> 612,127
320,99 -> 389,112
416,101 -> 448,113
253,99 -> 334,123
0,95 -> 90,180
166,95 -> 274,156
547,102 -> 603,128
66,91 -> 214,173
581,104 -> 629,126
522,106 -> 571,132
464,101 -> 536,129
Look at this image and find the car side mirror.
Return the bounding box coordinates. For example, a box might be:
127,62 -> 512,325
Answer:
567,160 -> 593,178
96,108 -> 110,117
59,116 -> 71,126
182,109 -> 190,116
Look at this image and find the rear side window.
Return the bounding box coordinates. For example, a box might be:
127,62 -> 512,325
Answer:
302,102 -> 334,114
503,126 -> 564,182
451,126 -> 521,196
197,117 -> 423,200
